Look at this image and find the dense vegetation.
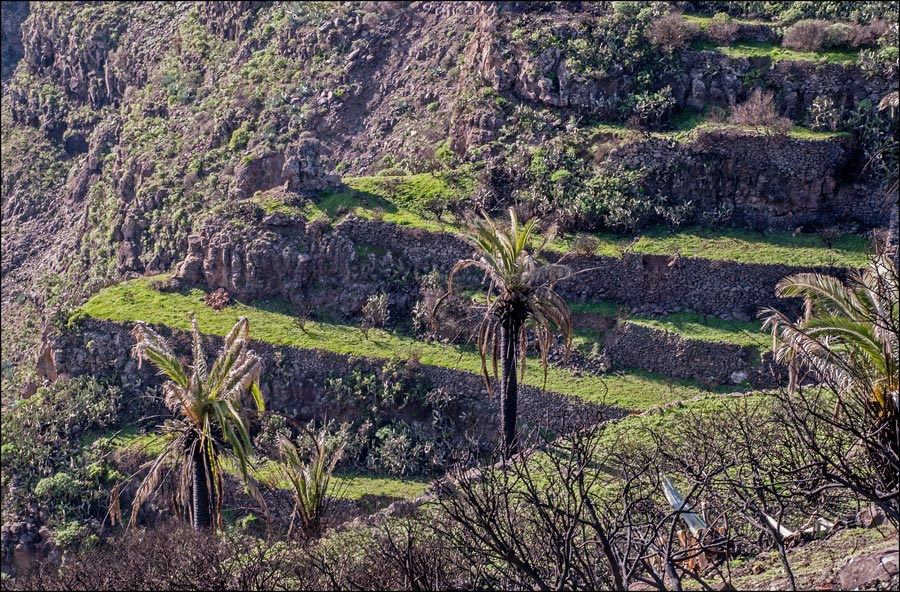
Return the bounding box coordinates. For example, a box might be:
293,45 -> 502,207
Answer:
1,0 -> 898,589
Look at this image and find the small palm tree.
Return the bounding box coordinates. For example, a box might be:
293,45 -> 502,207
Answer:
439,208 -> 573,458
276,427 -> 344,537
127,314 -> 265,530
760,254 -> 898,494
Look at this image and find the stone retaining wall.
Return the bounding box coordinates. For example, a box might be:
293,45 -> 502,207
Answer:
604,322 -> 785,389
176,215 -> 856,323
603,132 -> 889,231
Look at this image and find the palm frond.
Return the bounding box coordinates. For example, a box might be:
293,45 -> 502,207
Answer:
131,322 -> 189,387
191,313 -> 208,384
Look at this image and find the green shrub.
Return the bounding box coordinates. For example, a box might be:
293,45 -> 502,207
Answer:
229,124 -> 252,151
1,377 -> 121,492
824,22 -> 854,47
368,423 -> 423,476
807,95 -> 841,131
52,520 -> 98,552
34,473 -> 90,519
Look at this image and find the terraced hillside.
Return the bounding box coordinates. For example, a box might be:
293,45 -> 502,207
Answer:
1,1 -> 898,588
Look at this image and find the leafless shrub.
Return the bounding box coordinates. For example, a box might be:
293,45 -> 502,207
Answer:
427,424 -> 739,590
852,19 -> 888,46
816,226 -> 841,248
647,13 -> 699,51
9,520 -> 310,590
292,302 -> 313,334
782,19 -> 829,51
572,233 -> 600,256
729,89 -> 794,136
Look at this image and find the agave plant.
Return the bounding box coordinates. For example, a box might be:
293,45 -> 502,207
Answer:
126,314 -> 266,530
760,254 -> 899,504
277,427 -> 344,537
438,208 -> 573,458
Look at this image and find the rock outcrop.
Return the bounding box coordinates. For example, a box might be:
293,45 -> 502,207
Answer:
231,136 -> 340,199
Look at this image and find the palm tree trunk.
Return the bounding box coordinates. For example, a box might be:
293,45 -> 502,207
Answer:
500,313 -> 522,459
192,443 -> 213,530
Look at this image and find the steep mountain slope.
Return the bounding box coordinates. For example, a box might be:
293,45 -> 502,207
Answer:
2,1 -> 897,393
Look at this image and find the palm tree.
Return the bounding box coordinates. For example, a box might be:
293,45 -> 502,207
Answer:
439,208 -> 573,458
127,314 -> 265,530
760,254 -> 898,510
276,427 -> 344,537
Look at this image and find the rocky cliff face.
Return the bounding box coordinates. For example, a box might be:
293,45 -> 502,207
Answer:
1,1 -> 28,82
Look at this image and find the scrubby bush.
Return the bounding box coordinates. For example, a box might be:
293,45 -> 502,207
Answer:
629,86 -> 676,129
705,12 -> 740,44
729,88 -> 793,136
228,123 -> 252,151
782,19 -> 829,51
361,293 -> 390,338
857,22 -> 899,78
1,377 -> 121,495
368,423 -> 424,476
823,22 -> 854,47
571,234 -> 599,256
11,520 -> 308,590
646,12 -> 699,51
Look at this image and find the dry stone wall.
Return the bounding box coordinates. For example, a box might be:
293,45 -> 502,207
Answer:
604,322 -> 785,389
557,252 -> 852,322
604,131 -> 889,230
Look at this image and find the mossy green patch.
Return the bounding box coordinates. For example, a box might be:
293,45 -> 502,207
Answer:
307,170 -> 476,231
80,277 -> 739,410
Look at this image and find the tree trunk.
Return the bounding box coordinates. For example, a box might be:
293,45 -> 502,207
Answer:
500,313 -> 522,459
192,442 -> 213,530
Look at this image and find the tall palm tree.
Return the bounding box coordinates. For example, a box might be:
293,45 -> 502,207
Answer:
439,208 -> 573,458
127,314 -> 265,530
760,254 -> 898,506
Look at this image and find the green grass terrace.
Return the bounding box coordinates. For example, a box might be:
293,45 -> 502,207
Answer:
254,172 -> 871,269
79,277 -> 748,411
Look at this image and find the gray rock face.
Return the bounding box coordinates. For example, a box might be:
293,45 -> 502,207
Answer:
839,545 -> 899,591
232,137 -> 340,200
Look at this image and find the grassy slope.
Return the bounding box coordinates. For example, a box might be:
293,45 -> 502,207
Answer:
80,278 -> 742,410
258,166 -> 868,269
690,37 -> 859,64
